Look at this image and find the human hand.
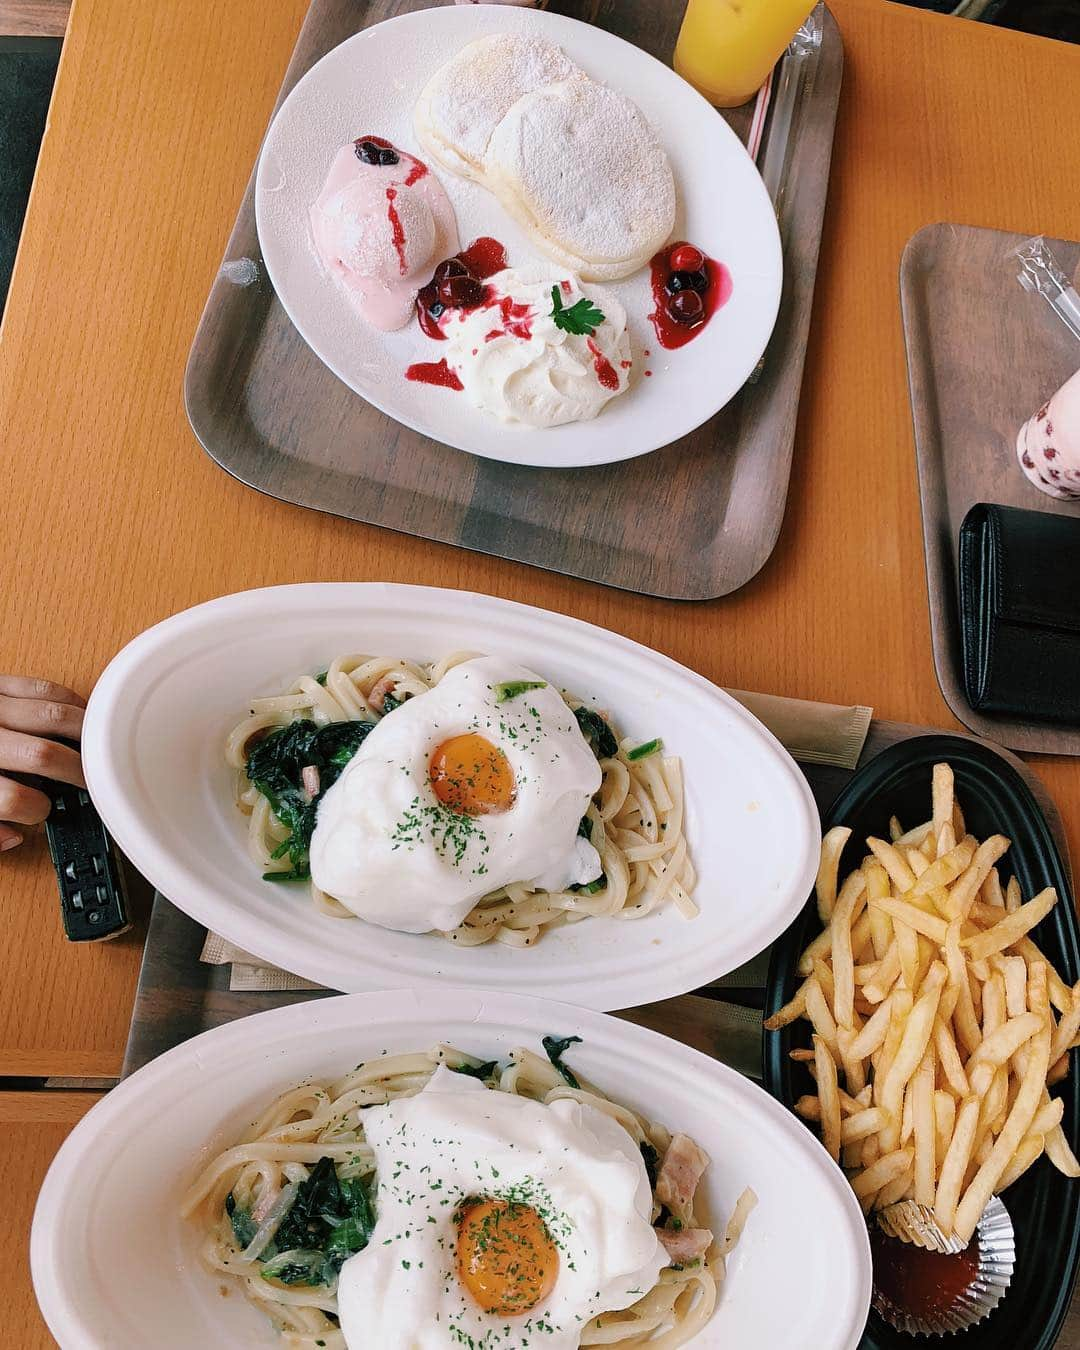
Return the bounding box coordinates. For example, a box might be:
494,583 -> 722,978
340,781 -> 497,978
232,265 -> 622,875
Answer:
0,676 -> 86,851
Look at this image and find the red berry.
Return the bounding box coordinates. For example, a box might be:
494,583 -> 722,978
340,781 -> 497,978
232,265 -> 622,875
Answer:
434,258 -> 470,283
437,274 -> 484,309
670,244 -> 705,273
668,290 -> 704,324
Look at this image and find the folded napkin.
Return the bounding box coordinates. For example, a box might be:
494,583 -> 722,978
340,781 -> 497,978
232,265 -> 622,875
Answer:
959,502 -> 1080,724
201,687 -> 873,991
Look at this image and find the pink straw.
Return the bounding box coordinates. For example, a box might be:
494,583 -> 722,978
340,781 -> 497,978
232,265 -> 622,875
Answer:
747,69 -> 774,163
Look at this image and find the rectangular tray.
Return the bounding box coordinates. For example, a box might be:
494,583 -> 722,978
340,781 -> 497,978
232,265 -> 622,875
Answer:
122,713 -> 1069,1077
184,0 -> 842,601
901,222 -> 1080,755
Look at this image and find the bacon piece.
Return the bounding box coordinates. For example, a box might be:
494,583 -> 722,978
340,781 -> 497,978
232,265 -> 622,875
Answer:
366,674 -> 399,715
656,1226 -> 713,1264
655,1133 -> 710,1211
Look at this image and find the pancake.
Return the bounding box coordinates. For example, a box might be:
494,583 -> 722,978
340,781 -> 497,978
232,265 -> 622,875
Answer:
482,77 -> 676,281
414,33 -> 576,181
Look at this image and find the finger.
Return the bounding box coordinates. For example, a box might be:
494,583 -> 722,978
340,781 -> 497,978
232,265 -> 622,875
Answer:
0,694 -> 84,741
0,729 -> 86,788
0,675 -> 86,709
0,775 -> 53,826
0,824 -> 23,852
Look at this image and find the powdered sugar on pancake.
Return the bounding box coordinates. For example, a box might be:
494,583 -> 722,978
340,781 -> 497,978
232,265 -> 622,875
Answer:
415,33 -> 675,282
415,33 -> 575,177
483,78 -> 675,280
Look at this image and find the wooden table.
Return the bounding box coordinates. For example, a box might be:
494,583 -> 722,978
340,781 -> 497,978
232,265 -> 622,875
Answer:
2,0 -> 1080,1342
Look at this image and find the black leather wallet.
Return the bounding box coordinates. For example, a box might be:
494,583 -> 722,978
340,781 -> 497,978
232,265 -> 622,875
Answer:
959,503 -> 1080,724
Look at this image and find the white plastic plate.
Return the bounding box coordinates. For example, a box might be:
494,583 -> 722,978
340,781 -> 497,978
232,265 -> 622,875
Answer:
82,583 -> 819,1006
255,5 -> 782,468
32,990 -> 871,1348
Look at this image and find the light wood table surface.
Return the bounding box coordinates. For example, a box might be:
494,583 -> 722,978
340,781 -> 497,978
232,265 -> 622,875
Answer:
3,0 -> 1080,1339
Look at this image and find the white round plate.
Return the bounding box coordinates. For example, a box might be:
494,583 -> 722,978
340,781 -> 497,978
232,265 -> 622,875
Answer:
255,5 -> 782,468
82,584 -> 818,1006
31,989 -> 871,1349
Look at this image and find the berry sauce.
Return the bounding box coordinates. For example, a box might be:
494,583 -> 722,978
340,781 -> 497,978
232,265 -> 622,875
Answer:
405,358 -> 463,391
648,240 -> 732,350
587,338 -> 620,392
458,236 -> 508,281
385,188 -> 407,276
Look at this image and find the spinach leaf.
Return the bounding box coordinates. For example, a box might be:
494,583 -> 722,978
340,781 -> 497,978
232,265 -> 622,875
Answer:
225,1192 -> 258,1249
569,873 -> 607,895
577,815 -> 592,841
269,1158 -> 375,1283
573,706 -> 618,760
381,692 -> 402,713
449,1059 -> 499,1081
542,1034 -> 583,1090
640,1141 -> 660,1191
246,719 -> 373,876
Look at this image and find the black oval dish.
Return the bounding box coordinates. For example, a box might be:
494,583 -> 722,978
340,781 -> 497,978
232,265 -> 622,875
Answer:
763,735 -> 1080,1350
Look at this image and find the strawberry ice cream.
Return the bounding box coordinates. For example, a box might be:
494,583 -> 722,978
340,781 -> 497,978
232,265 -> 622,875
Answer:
1016,365 -> 1080,500
309,136 -> 458,331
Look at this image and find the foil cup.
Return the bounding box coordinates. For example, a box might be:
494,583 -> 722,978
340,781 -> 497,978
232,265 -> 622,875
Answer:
877,1200 -> 965,1255
872,1196 -> 1015,1337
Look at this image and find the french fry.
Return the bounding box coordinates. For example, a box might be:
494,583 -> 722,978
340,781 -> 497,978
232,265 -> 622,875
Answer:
997,1134 -> 1045,1192
895,820 -> 934,851
805,977 -> 840,1061
934,1016 -> 970,1097
1030,1096 -> 1065,1136
946,835 -> 1010,921
814,1034 -> 842,1163
848,994 -> 895,1061
945,920 -> 982,1056
842,1105 -> 889,1143
837,1025 -> 866,1096
831,871 -> 865,1030
794,1095 -> 820,1120
1001,954 -> 1029,1018
864,860 -> 893,962
963,888 -> 1058,961
1048,1055 -> 1070,1086
798,911 -> 872,978
932,763 -> 954,846
851,1149 -> 913,1213
906,849 -> 930,880
763,979 -> 809,1032
1045,1121 -> 1080,1178
863,942 -> 902,1004
1006,875 -> 1022,913
912,1046 -> 936,1206
888,816 -> 902,843
872,897 -> 949,946
897,919 -> 920,994
1050,980 -> 1080,1062
812,958 -> 836,1007
934,1095 -> 981,1235
867,838 -> 916,894
875,1162 -> 915,1210
933,1091 -> 956,1177
816,826 -> 851,923
982,867 -> 1005,909
966,1012 -> 1044,1071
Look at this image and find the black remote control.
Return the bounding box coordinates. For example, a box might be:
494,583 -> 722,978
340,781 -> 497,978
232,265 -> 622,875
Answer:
43,780 -> 131,942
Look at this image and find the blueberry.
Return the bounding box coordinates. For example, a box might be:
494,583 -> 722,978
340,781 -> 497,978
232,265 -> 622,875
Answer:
378,146 -> 399,166
429,300 -> 445,319
354,139 -> 381,164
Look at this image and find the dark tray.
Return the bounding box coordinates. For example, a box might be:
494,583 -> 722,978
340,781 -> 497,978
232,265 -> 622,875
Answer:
765,734 -> 1080,1350
184,0 -> 843,600
901,222 -> 1080,755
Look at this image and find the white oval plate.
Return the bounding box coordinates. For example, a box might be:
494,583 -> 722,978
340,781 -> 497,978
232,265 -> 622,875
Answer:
255,5 -> 782,469
32,990 -> 871,1349
82,584 -> 818,1006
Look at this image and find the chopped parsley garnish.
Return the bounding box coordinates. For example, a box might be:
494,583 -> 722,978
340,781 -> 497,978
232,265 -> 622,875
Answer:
449,1059 -> 500,1081
493,679 -> 547,703
626,737 -> 662,762
550,285 -> 605,336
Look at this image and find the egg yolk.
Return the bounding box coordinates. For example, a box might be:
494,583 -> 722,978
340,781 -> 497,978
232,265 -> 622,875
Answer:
455,1197 -> 559,1316
429,734 -> 516,816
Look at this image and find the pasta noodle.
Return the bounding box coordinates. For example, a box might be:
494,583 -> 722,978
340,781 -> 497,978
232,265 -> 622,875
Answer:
182,1043 -> 752,1349
225,652 -> 696,944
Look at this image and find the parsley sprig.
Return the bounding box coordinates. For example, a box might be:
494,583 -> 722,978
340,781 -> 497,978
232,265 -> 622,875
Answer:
550,285 -> 605,336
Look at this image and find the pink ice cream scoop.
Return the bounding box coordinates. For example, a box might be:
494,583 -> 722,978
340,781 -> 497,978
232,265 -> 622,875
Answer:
1016,365 -> 1080,501
310,136 -> 459,332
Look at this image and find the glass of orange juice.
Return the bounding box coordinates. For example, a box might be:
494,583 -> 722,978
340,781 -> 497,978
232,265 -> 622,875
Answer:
674,0 -> 817,107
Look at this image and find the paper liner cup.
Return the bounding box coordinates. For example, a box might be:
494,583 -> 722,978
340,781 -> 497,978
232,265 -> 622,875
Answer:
872,1195 -> 1015,1337
877,1200 -> 965,1254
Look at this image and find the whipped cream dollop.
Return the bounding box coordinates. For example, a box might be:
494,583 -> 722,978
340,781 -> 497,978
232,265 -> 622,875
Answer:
441,264 -> 631,426
310,138 -> 458,331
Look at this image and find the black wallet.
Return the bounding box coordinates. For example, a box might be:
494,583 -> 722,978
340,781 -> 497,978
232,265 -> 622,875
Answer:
958,503 -> 1080,724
